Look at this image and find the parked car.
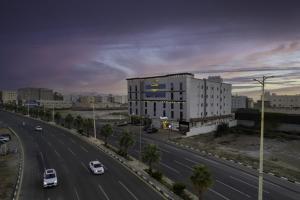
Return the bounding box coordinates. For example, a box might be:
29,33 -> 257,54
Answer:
146,127 -> 158,134
43,169 -> 58,188
89,160 -> 105,174
35,126 -> 43,131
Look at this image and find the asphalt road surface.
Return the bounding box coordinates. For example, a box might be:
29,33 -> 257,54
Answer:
105,125 -> 300,200
0,111 -> 164,200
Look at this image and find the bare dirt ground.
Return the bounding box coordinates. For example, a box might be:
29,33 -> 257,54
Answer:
173,131 -> 300,182
0,127 -> 19,200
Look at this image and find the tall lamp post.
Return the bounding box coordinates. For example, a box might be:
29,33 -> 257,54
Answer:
253,75 -> 274,200
52,104 -> 55,123
92,100 -> 97,139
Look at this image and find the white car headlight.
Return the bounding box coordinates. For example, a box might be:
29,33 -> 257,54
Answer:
44,181 -> 47,185
54,180 -> 57,184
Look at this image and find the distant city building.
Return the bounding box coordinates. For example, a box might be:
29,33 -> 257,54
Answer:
232,95 -> 253,111
127,73 -> 233,132
1,90 -> 17,104
53,92 -> 63,101
113,95 -> 128,104
18,87 -> 53,102
264,92 -> 300,108
38,100 -> 72,109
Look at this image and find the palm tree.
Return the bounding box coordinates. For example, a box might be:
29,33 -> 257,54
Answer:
75,115 -> 83,131
54,112 -> 61,124
142,144 -> 160,173
100,124 -> 113,146
190,164 -> 213,200
119,130 -> 134,157
65,114 -> 74,129
83,118 -> 93,136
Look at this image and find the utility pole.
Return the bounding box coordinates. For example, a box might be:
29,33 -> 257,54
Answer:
92,100 -> 96,139
52,104 -> 55,123
253,75 -> 274,200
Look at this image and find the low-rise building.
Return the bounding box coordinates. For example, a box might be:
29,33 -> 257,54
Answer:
1,90 -> 17,104
38,100 -> 72,109
265,92 -> 300,108
113,95 -> 128,104
232,95 -> 253,111
127,73 -> 234,134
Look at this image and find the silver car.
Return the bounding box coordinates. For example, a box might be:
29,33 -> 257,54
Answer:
89,161 -> 104,174
43,169 -> 58,188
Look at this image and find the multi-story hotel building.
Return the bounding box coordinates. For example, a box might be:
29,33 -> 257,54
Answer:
127,73 -> 232,132
1,90 -> 17,104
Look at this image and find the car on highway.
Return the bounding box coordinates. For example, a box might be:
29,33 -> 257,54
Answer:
89,160 -> 105,174
35,126 -> 43,131
43,169 -> 58,188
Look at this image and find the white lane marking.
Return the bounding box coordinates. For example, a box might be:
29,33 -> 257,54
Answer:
68,147 -> 76,156
160,162 -> 180,174
184,158 -> 198,164
54,149 -> 61,158
40,152 -> 46,170
47,141 -> 52,147
74,187 -> 80,200
216,180 -> 251,198
118,181 -> 138,200
174,160 -> 193,170
194,154 -> 222,166
229,176 -> 270,194
98,184 -> 110,200
80,162 -> 89,172
158,147 -> 170,153
80,145 -> 88,153
208,188 -> 231,200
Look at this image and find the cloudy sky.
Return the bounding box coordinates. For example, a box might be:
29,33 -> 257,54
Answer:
1,0 -> 300,99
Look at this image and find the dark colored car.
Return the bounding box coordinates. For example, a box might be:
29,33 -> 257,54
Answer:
146,127 -> 158,134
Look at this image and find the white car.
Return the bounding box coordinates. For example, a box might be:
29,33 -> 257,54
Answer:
35,126 -> 43,131
43,169 -> 58,188
89,161 -> 104,174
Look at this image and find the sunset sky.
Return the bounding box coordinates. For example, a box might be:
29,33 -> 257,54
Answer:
1,0 -> 300,99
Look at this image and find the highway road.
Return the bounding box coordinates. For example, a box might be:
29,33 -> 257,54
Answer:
0,111 -> 164,200
104,125 -> 300,200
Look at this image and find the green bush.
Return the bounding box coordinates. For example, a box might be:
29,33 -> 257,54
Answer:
214,123 -> 229,137
172,182 -> 186,195
150,170 -> 163,181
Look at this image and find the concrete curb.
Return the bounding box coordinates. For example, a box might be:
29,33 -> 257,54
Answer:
8,127 -> 24,200
167,140 -> 300,185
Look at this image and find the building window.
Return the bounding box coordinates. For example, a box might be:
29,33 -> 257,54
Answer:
129,86 -> 132,92
145,102 -> 147,107
163,110 -> 166,117
180,102 -> 183,110
180,112 -> 183,120
171,103 -> 174,109
180,82 -> 183,90
171,83 -> 174,90
201,103 -> 203,107
154,102 -> 156,116
171,92 -> 174,100
171,111 -> 174,119
130,93 -> 132,99
136,109 -> 138,115
130,108 -> 132,114
135,101 -> 138,106
130,102 -> 132,106
163,102 -> 166,108
145,109 -> 147,115
135,85 -> 137,91
180,92 -> 182,95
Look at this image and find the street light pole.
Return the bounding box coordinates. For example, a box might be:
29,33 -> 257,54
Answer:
92,101 -> 97,139
52,104 -> 55,123
254,75 -> 274,200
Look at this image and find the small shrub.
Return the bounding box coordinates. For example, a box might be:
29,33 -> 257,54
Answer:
172,182 -> 186,195
151,170 -> 163,181
215,123 -> 229,137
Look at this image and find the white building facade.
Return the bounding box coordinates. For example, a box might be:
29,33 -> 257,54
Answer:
127,73 -> 232,133
231,95 -> 253,111
1,90 -> 17,104
265,92 -> 300,108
